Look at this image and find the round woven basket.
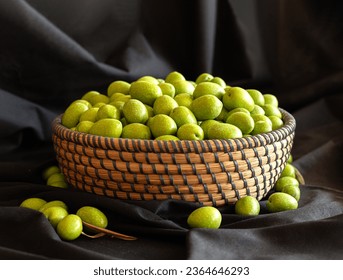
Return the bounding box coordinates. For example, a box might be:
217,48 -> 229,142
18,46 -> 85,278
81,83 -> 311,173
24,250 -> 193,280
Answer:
51,109 -> 296,207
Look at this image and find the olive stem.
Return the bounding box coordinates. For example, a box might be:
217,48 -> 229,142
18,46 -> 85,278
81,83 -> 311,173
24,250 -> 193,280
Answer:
81,232 -> 106,239
294,166 -> 305,185
82,221 -> 138,241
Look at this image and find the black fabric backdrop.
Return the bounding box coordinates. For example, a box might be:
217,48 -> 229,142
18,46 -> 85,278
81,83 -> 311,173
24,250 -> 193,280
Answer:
0,0 -> 342,260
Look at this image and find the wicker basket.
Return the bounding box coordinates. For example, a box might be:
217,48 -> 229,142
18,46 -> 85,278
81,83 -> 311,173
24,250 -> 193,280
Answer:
51,109 -> 296,207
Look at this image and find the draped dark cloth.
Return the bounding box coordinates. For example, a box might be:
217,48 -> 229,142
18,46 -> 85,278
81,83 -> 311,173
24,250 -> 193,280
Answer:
0,0 -> 342,259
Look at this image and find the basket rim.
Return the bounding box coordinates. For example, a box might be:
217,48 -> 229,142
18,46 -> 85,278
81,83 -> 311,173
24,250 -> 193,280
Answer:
52,108 -> 296,154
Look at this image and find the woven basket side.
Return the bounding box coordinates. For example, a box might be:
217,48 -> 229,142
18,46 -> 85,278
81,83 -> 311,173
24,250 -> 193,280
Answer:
55,146 -> 291,176
52,108 -> 295,206
53,133 -> 294,165
56,147 -> 289,179
57,153 -> 287,186
60,160 -> 285,194
66,177 -> 276,207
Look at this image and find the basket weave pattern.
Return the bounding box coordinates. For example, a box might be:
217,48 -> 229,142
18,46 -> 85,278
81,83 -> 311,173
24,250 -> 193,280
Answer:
52,109 -> 296,206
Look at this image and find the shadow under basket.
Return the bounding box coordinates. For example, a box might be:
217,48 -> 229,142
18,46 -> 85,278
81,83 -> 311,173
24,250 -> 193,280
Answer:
52,109 -> 296,207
